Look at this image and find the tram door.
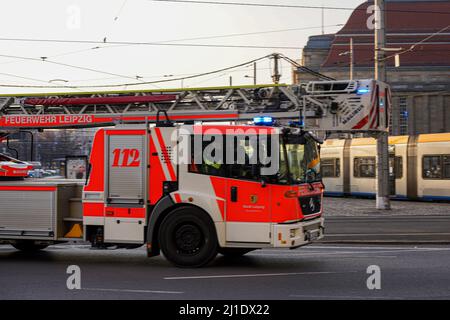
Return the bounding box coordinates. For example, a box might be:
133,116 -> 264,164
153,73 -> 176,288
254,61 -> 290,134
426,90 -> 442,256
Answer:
388,145 -> 396,196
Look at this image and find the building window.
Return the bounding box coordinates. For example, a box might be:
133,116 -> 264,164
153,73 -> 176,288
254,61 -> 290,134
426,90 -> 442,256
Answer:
354,157 -> 376,178
423,155 -> 450,179
398,97 -> 408,135
321,158 -> 340,177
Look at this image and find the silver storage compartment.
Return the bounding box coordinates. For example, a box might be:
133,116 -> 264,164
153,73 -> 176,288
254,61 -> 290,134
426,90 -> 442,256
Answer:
0,189 -> 55,238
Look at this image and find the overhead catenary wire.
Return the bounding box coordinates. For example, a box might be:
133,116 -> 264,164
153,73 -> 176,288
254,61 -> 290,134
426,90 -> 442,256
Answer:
0,38 -> 303,50
0,53 -> 326,89
0,72 -> 54,84
0,54 -> 275,89
381,25 -> 450,62
0,53 -> 166,89
280,54 -> 334,81
147,0 -> 450,16
0,62 -> 284,86
0,24 -> 343,61
102,0 -> 129,43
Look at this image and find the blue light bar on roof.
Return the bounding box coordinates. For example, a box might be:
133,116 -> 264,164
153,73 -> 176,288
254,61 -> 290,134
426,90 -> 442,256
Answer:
356,88 -> 370,95
253,116 -> 274,125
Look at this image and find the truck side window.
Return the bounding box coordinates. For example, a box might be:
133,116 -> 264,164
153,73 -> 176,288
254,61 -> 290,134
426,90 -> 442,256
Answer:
187,134 -> 263,181
227,136 -> 259,180
188,134 -> 226,177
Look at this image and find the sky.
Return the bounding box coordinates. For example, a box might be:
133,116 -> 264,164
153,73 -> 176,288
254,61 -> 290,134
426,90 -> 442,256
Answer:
0,0 -> 366,94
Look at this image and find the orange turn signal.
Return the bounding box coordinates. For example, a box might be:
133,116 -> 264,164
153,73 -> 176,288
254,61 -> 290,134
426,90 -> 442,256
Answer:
284,190 -> 298,198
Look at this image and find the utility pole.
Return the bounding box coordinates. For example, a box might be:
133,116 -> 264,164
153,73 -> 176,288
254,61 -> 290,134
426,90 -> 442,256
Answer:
253,62 -> 257,85
350,37 -> 354,80
272,53 -> 281,84
374,0 -> 391,210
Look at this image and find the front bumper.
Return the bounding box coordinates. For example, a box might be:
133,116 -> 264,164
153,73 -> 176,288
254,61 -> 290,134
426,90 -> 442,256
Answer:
271,217 -> 324,248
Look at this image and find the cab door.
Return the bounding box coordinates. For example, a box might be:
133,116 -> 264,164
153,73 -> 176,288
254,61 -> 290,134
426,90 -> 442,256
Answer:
105,129 -> 147,243
225,179 -> 272,243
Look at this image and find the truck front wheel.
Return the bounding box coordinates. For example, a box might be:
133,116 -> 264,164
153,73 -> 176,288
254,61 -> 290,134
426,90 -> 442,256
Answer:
12,241 -> 48,252
158,206 -> 218,267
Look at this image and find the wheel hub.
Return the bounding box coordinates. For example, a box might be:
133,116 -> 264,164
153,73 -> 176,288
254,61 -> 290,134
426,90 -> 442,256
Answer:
174,224 -> 204,254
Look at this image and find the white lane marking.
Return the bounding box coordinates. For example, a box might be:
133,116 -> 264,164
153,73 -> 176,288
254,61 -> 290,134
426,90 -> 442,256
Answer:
82,287 -> 183,294
253,248 -> 450,256
305,245 -> 450,251
252,251 -> 395,255
289,294 -> 403,300
252,253 -> 397,258
164,271 -> 356,280
326,232 -> 450,236
309,245 -> 447,250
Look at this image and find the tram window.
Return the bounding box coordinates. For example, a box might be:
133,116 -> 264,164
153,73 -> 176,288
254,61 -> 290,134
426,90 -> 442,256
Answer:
354,157 -> 376,178
423,155 -> 450,180
444,156 -> 450,179
321,158 -> 340,177
423,155 -> 443,179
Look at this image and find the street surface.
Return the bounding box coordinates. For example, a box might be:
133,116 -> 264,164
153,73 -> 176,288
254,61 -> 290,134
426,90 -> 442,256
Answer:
1,197 -> 449,300
322,197 -> 450,242
1,244 -> 449,300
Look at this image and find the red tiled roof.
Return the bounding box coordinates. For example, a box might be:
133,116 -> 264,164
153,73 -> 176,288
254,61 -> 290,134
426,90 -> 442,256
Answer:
322,1 -> 450,68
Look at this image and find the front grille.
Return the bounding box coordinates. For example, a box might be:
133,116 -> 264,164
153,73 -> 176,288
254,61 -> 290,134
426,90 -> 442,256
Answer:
299,195 -> 321,215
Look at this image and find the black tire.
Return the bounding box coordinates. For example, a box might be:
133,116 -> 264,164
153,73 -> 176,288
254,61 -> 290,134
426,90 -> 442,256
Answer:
158,206 -> 218,267
12,241 -> 48,252
218,248 -> 254,257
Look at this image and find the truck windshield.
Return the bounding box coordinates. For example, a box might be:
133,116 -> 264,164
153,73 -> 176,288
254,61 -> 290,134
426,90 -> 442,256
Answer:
276,134 -> 321,184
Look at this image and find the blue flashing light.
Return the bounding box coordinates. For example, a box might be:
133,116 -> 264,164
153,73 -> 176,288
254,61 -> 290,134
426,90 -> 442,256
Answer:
289,120 -> 304,128
356,88 -> 370,95
253,116 -> 274,125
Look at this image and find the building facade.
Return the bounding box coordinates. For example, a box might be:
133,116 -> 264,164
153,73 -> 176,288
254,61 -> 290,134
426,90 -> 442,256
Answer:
293,0 -> 450,136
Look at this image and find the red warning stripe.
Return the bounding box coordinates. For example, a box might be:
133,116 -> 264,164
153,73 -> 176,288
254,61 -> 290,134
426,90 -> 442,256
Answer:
154,128 -> 176,181
173,193 -> 182,203
352,115 -> 369,130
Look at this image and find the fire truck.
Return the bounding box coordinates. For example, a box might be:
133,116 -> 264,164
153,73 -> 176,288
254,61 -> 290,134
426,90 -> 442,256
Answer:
0,79 -> 389,267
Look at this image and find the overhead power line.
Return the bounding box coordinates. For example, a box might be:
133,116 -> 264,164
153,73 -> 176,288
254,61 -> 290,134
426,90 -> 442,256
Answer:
0,72 -> 51,84
0,24 -> 344,60
382,25 -> 450,61
0,54 -> 274,89
0,37 -> 303,50
147,0 -> 450,15
0,53 -> 141,81
0,23 -> 339,63
0,53 -> 330,89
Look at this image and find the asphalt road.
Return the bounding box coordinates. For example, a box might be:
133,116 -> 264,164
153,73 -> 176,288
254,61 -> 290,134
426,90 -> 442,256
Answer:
323,215 -> 450,242
1,243 -> 450,300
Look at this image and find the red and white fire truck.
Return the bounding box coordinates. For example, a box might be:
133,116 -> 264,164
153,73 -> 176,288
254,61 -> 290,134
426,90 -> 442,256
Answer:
0,79 -> 389,267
